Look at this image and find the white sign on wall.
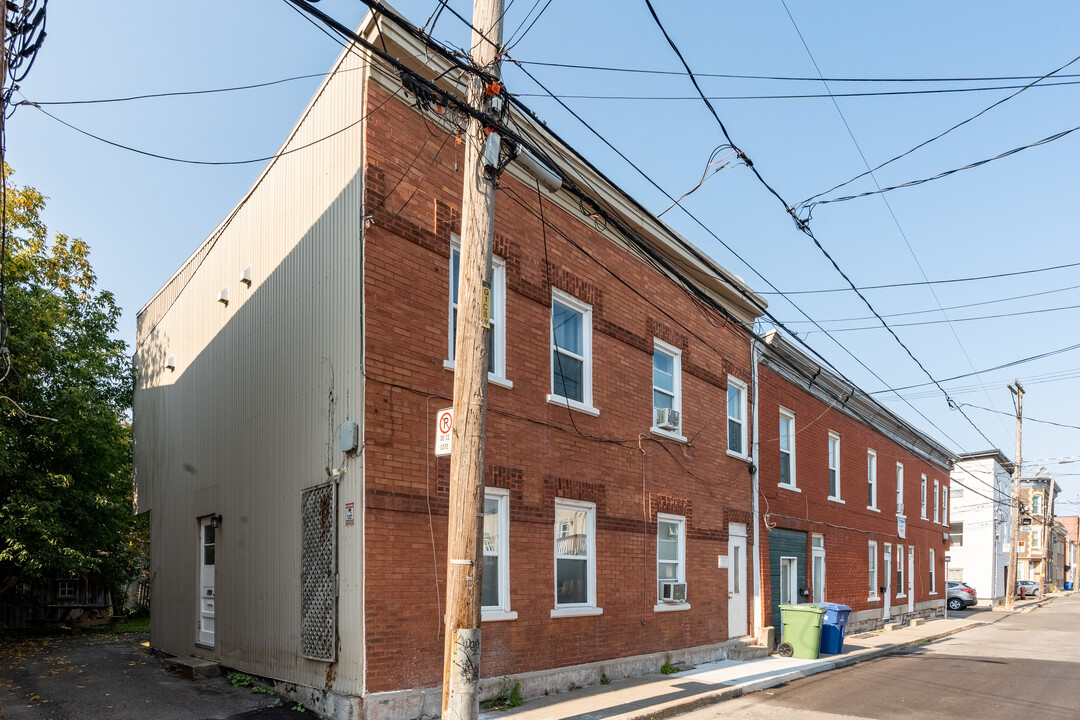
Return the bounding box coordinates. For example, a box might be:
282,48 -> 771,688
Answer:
897,515 -> 907,539
435,407 -> 454,456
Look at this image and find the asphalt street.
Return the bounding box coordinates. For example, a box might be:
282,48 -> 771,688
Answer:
678,594 -> 1080,720
0,632 -> 297,720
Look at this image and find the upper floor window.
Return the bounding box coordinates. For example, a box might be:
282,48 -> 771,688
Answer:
896,463 -> 905,516
779,408 -> 796,488
949,522 -> 964,547
1032,493 -> 1042,515
867,449 -> 878,510
448,240 -> 508,384
652,340 -> 683,438
828,432 -> 841,500
941,486 -> 949,525
549,290 -> 595,413
921,475 -> 928,519
934,479 -> 940,523
727,377 -> 747,458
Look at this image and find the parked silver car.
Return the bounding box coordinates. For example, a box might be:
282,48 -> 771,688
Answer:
1016,579 -> 1040,598
946,581 -> 977,611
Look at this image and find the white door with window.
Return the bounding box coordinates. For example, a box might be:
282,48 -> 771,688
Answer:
883,543 -> 892,620
198,517 -> 216,647
811,534 -> 825,603
908,547 -> 915,612
728,523 -> 747,638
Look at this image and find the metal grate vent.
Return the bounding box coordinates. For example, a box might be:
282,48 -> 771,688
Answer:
301,481 -> 337,661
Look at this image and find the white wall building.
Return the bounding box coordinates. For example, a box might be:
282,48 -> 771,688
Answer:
949,450 -> 1013,605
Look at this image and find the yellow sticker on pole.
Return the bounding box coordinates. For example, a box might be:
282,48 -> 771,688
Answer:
481,282 -> 491,328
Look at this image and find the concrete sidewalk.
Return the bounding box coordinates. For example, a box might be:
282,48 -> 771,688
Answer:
486,594 -> 1063,720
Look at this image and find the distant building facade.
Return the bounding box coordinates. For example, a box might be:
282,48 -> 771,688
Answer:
949,451 -> 1013,605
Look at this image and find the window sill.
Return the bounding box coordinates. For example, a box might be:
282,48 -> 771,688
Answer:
896,594 -> 906,599
828,496 -> 845,504
867,596 -> 879,603
653,602 -> 691,613
867,507 -> 880,513
443,360 -> 513,389
481,610 -> 518,622
726,449 -> 748,461
650,426 -> 687,443
929,592 -> 938,596
551,606 -> 603,618
778,484 -> 801,493
194,642 -> 215,650
546,394 -> 599,416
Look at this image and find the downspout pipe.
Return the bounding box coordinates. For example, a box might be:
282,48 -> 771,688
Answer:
751,335 -> 763,643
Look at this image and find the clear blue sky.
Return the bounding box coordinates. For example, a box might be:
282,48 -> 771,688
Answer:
11,1 -> 1080,509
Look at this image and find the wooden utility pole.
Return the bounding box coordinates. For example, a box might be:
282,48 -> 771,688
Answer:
1005,381 -> 1024,611
441,1 -> 504,719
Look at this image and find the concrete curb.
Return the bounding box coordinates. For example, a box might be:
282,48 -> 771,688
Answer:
608,621 -> 986,720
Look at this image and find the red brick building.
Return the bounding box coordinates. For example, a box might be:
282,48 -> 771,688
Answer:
134,12 -> 957,720
756,331 -> 953,633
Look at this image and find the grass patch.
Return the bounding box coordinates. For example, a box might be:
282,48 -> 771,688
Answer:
482,677 -> 523,711
660,654 -> 679,675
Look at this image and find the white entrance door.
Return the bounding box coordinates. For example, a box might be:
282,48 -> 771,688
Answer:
908,547 -> 915,612
199,517 -> 216,647
883,543 -> 892,621
811,534 -> 825,603
727,523 -> 747,638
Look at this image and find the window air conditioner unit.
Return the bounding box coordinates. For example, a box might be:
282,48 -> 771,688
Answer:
655,408 -> 680,431
660,581 -> 687,603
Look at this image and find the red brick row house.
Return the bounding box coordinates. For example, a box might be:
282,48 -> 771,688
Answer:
133,10 -> 953,720
755,331 -> 952,633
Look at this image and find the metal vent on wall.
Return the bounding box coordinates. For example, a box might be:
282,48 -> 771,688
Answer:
300,481 -> 337,662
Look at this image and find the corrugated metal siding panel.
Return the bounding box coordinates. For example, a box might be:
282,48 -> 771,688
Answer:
133,46 -> 368,695
768,528 -> 807,631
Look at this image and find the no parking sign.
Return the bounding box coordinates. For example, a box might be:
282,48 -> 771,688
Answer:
435,408 -> 453,456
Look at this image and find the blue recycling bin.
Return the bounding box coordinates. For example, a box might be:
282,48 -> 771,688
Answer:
811,602 -> 852,654
1065,581 -> 1074,591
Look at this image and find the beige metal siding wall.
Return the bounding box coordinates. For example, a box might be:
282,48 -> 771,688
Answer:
133,45 -> 368,694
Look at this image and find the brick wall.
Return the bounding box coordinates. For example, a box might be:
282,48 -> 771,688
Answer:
362,84 -> 756,693
757,364 -> 950,623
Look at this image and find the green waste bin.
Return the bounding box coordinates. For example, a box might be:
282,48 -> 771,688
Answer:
777,604 -> 827,659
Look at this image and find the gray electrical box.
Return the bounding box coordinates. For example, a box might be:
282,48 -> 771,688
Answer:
339,421 -> 359,453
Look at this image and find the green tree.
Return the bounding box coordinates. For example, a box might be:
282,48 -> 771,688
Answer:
0,165 -> 139,611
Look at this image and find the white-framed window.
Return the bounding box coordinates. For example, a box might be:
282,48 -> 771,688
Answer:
896,544 -> 906,597
949,522 -> 964,547
941,486 -> 948,525
933,479 -> 940,523
1032,493 -> 1042,515
482,488 -> 516,621
951,484 -> 964,498
867,449 -> 878,510
727,376 -> 748,458
447,239 -> 510,387
651,339 -> 683,440
655,514 -> 688,610
553,499 -> 601,617
921,475 -> 928,519
549,290 -> 596,415
778,408 -> 797,489
868,541 -> 878,599
828,432 -> 842,501
57,580 -> 76,600
896,463 -> 904,516
1031,529 -> 1042,551
929,548 -> 937,594
779,556 -> 798,605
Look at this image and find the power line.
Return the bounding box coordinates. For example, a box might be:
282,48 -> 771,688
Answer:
761,260 -> 1080,295
798,300 -> 1080,334
512,78 -> 1080,101
641,0 -> 999,451
780,282 -> 1080,325
513,59 -> 1080,84
804,121 -> 1080,212
869,341 -> 1080,395
959,402 -> 1080,432
799,52 -> 1080,208
777,0 -> 1011,442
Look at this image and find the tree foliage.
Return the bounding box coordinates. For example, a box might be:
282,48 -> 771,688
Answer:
0,165 -> 140,605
